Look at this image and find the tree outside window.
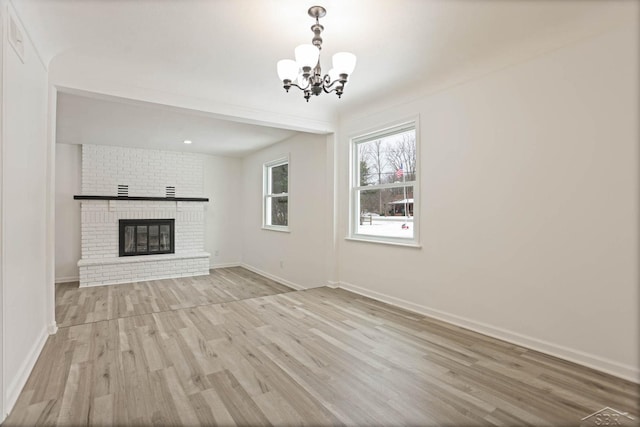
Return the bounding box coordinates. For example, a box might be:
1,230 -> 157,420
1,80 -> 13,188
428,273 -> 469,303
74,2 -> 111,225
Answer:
352,121 -> 418,243
264,157 -> 289,230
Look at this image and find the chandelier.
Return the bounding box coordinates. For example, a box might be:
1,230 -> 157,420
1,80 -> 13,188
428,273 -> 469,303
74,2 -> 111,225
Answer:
277,6 -> 356,102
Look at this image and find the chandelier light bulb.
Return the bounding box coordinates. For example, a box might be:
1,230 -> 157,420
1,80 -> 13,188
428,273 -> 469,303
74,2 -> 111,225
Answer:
294,44 -> 320,69
332,52 -> 357,75
277,59 -> 298,81
328,68 -> 348,86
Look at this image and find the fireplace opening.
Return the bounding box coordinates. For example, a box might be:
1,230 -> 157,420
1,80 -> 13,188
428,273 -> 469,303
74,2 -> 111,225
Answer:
119,219 -> 175,257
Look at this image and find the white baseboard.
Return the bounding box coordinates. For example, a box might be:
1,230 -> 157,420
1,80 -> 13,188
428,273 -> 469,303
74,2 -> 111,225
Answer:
209,262 -> 241,269
338,280 -> 640,384
240,264 -> 307,291
48,322 -> 58,335
5,326 -> 49,419
55,276 -> 79,284
60,264 -> 243,282
327,280 -> 340,289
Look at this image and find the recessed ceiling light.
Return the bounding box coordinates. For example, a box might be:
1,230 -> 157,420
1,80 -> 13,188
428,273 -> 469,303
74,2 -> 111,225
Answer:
183,140 -> 192,144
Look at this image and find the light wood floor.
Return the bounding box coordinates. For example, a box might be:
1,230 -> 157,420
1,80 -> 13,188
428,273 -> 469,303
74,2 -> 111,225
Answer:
5,268 -> 639,426
55,267 -> 292,328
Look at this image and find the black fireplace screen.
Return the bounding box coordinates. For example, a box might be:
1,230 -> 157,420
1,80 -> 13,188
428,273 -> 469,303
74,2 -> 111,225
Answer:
119,219 -> 175,256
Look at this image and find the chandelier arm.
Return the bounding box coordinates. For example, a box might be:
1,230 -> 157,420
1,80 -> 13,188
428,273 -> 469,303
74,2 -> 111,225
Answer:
322,84 -> 343,94
323,77 -> 346,90
289,82 -> 311,91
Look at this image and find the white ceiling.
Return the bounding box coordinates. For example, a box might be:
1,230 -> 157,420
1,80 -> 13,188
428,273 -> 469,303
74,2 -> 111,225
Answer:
12,0 -> 637,156
56,92 -> 297,157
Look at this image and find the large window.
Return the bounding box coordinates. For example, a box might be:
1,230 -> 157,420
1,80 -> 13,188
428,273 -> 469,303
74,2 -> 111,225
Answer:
263,156 -> 289,231
351,120 -> 418,244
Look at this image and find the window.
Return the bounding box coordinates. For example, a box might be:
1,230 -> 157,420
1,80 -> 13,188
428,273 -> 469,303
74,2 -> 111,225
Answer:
351,120 -> 418,244
263,156 -> 289,231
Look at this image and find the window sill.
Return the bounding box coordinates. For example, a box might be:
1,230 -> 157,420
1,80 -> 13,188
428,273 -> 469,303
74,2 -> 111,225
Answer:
345,236 -> 422,248
262,226 -> 290,233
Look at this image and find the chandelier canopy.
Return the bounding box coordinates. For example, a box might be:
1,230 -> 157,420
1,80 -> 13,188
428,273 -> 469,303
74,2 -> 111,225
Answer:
277,6 -> 356,102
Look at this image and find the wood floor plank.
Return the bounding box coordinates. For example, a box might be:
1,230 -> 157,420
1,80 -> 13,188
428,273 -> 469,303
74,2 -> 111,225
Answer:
208,369 -> 272,427
55,267 -> 294,328
5,269 -> 639,426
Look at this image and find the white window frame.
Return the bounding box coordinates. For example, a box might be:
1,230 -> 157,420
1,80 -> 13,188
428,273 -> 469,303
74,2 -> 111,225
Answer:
349,119 -> 420,246
263,155 -> 290,232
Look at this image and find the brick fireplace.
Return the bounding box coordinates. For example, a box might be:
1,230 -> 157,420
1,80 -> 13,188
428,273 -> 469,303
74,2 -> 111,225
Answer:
76,145 -> 210,287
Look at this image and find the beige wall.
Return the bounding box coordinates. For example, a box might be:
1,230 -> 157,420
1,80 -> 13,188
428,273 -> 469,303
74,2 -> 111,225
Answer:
336,24 -> 639,381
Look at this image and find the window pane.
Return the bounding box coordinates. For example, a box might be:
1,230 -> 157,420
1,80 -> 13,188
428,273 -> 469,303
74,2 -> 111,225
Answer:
148,225 -> 159,252
269,196 -> 288,226
271,164 -> 288,194
357,186 -> 414,238
159,225 -> 170,251
124,226 -> 136,254
137,226 -> 148,252
357,128 -> 416,186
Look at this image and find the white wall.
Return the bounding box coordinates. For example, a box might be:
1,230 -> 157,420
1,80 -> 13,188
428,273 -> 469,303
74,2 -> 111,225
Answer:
0,5 -> 4,420
337,24 -> 639,381
241,133 -> 329,289
54,144 -> 243,280
204,154 -> 243,267
0,1 -> 51,419
55,143 -> 81,281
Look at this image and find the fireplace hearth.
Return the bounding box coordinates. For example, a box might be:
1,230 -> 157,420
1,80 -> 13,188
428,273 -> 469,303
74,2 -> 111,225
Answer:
119,219 -> 175,257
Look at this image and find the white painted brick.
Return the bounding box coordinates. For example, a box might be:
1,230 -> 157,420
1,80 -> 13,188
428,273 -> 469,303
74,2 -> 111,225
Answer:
79,145 -> 208,286
79,203 -> 207,284
82,145 -> 204,197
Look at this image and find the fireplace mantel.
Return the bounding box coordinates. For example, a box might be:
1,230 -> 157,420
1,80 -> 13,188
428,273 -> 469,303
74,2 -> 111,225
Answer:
74,195 -> 209,202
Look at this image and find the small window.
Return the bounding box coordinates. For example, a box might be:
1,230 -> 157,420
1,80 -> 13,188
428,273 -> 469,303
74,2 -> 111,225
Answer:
351,120 -> 418,245
263,156 -> 289,231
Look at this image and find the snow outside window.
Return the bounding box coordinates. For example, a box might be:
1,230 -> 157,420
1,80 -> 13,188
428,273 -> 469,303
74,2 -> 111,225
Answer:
351,120 -> 419,245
